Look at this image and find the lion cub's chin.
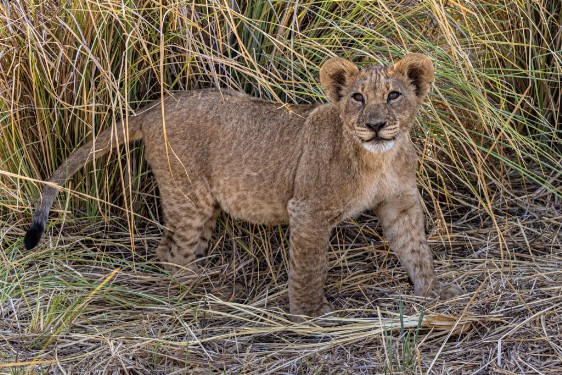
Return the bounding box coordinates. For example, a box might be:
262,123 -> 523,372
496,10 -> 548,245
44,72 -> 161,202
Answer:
362,139 -> 395,153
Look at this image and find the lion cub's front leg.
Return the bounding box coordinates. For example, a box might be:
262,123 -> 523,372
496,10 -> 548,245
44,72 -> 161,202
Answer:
287,200 -> 333,319
375,192 -> 462,299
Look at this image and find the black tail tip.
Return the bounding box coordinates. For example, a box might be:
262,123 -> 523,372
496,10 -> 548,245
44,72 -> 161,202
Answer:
24,223 -> 44,250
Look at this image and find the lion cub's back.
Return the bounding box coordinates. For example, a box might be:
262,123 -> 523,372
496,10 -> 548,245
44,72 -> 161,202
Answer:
141,89 -> 314,225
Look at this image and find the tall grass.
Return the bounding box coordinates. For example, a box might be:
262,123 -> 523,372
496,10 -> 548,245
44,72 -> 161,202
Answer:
0,0 -> 561,373
1,1 -> 559,226
1,1 -> 560,220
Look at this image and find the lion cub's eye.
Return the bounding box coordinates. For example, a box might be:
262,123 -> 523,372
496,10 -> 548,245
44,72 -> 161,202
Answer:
387,91 -> 401,102
351,93 -> 365,103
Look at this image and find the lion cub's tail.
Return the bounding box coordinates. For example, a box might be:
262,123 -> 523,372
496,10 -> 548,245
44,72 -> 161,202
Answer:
24,119 -> 144,250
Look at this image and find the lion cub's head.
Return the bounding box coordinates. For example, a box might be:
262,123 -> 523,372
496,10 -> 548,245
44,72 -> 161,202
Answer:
320,54 -> 434,153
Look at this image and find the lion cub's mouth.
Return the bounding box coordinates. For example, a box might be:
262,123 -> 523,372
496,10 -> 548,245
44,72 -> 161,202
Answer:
365,134 -> 397,143
362,134 -> 398,153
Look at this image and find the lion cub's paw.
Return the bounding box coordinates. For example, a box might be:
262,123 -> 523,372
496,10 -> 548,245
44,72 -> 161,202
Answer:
438,283 -> 464,300
161,262 -> 201,278
289,296 -> 334,322
419,281 -> 463,300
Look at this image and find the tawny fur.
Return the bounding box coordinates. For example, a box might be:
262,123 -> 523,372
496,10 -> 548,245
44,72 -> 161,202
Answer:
25,54 -> 462,318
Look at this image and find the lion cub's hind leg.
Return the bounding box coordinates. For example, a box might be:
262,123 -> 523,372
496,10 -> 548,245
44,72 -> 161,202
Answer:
196,205 -> 221,261
156,184 -> 218,275
155,227 -> 174,264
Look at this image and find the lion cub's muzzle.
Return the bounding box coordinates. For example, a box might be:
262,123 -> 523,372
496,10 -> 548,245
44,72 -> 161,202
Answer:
356,121 -> 398,153
362,121 -> 398,142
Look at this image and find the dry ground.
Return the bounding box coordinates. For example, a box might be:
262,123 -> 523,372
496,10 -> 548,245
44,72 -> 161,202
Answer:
1,188 -> 561,374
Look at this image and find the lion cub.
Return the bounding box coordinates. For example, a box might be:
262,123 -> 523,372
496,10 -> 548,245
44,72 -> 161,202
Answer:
25,54 -> 461,318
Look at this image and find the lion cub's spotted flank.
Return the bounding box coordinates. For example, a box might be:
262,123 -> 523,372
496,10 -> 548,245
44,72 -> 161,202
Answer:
25,54 -> 462,319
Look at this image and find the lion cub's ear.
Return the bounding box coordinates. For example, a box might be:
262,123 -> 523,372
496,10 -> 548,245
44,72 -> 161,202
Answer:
393,54 -> 434,99
320,57 -> 360,102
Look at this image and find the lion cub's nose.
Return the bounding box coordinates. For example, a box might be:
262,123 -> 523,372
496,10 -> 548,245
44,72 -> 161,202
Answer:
366,121 -> 386,133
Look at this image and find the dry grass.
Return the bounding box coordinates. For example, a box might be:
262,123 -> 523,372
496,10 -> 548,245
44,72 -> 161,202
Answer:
1,0 -> 561,374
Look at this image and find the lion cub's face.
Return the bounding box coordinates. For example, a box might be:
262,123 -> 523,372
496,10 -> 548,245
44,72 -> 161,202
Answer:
320,54 -> 434,153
